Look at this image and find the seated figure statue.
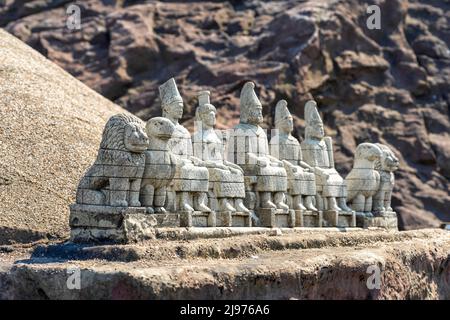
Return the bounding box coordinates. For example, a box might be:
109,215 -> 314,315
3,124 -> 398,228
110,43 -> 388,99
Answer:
226,82 -> 288,211
300,100 -> 352,213
192,90 -> 249,214
270,100 -> 317,212
159,78 -> 210,213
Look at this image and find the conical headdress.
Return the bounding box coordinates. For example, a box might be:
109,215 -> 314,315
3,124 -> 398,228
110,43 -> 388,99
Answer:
304,100 -> 322,126
196,90 -> 216,121
274,99 -> 290,127
198,90 -> 210,107
159,78 -> 183,106
240,81 -> 261,112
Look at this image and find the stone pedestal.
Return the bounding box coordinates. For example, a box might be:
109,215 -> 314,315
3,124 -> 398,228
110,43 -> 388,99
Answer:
295,210 -> 323,227
356,212 -> 398,230
216,211 -> 252,227
258,208 -> 295,228
69,204 -> 157,243
338,211 -> 356,227
322,210 -> 356,227
180,211 -> 216,227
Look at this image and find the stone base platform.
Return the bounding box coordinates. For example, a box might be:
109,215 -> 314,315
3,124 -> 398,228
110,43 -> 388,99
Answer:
69,204 -> 158,243
257,208 -> 295,227
322,210 -> 356,227
180,211 -> 216,227
295,210 -> 323,227
216,211 -> 252,227
356,212 -> 398,230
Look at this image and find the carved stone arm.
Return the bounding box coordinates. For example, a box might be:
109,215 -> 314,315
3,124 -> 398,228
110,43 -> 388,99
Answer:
248,152 -> 268,167
223,160 -> 244,173
189,155 -> 207,167
324,136 -> 335,168
267,155 -> 284,167
299,161 -> 313,172
282,160 -> 298,173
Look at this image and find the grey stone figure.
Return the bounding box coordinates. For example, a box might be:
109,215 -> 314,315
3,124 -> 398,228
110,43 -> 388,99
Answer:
227,82 -> 288,211
192,90 -> 249,214
140,117 -> 178,214
345,143 -> 383,216
76,113 -> 149,207
270,100 -> 318,212
301,100 -> 353,213
159,78 -> 211,213
373,143 -> 399,216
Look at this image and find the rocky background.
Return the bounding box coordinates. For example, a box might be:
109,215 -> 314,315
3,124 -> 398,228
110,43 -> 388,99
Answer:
2,0 -> 449,229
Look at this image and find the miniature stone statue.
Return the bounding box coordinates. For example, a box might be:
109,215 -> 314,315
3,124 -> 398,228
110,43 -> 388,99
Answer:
76,113 -> 149,207
300,100 -> 353,214
227,82 -> 288,211
373,143 -> 399,215
140,117 -> 178,214
345,143 -> 383,215
270,100 -> 317,212
159,78 -> 211,213
192,91 -> 249,214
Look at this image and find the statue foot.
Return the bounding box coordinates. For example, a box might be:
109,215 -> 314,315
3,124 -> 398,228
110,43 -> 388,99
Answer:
219,198 -> 236,212
276,202 -> 289,210
304,196 -> 318,211
235,199 -> 250,213
261,200 -> 277,209
146,207 -> 155,214
293,202 -> 307,211
154,206 -> 166,213
196,203 -> 212,212
195,193 -> 211,212
180,203 -> 195,212
328,198 -> 341,212
129,200 -> 141,207
337,198 -> 352,212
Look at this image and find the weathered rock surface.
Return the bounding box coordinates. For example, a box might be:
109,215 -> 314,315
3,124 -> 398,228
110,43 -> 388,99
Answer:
0,228 -> 448,299
3,0 -> 449,229
0,29 -> 126,244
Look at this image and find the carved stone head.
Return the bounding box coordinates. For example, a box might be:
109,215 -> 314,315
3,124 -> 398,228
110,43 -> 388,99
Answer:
159,78 -> 183,121
304,100 -> 324,140
100,113 -> 149,153
240,82 -> 263,125
355,143 -> 383,162
375,143 -> 400,172
146,117 -> 175,141
196,91 -> 217,128
274,100 -> 293,134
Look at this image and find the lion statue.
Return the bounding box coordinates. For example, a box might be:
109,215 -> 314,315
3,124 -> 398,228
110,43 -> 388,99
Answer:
373,143 -> 400,216
76,113 -> 149,207
345,143 -> 383,216
140,117 -> 178,214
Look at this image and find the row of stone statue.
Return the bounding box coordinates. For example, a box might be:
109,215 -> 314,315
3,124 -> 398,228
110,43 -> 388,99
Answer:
74,78 -> 399,229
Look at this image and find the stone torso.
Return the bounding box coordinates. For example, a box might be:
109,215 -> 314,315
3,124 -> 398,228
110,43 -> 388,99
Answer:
193,129 -> 224,162
276,134 -> 301,165
230,123 -> 270,164
168,123 -> 193,158
301,139 -> 330,168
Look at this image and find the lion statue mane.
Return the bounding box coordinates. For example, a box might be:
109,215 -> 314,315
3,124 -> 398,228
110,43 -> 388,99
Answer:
76,113 -> 149,207
373,143 -> 400,215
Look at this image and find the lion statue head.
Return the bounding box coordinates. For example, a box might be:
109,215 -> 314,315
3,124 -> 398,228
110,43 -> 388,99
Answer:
100,113 -> 149,153
375,143 -> 400,172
